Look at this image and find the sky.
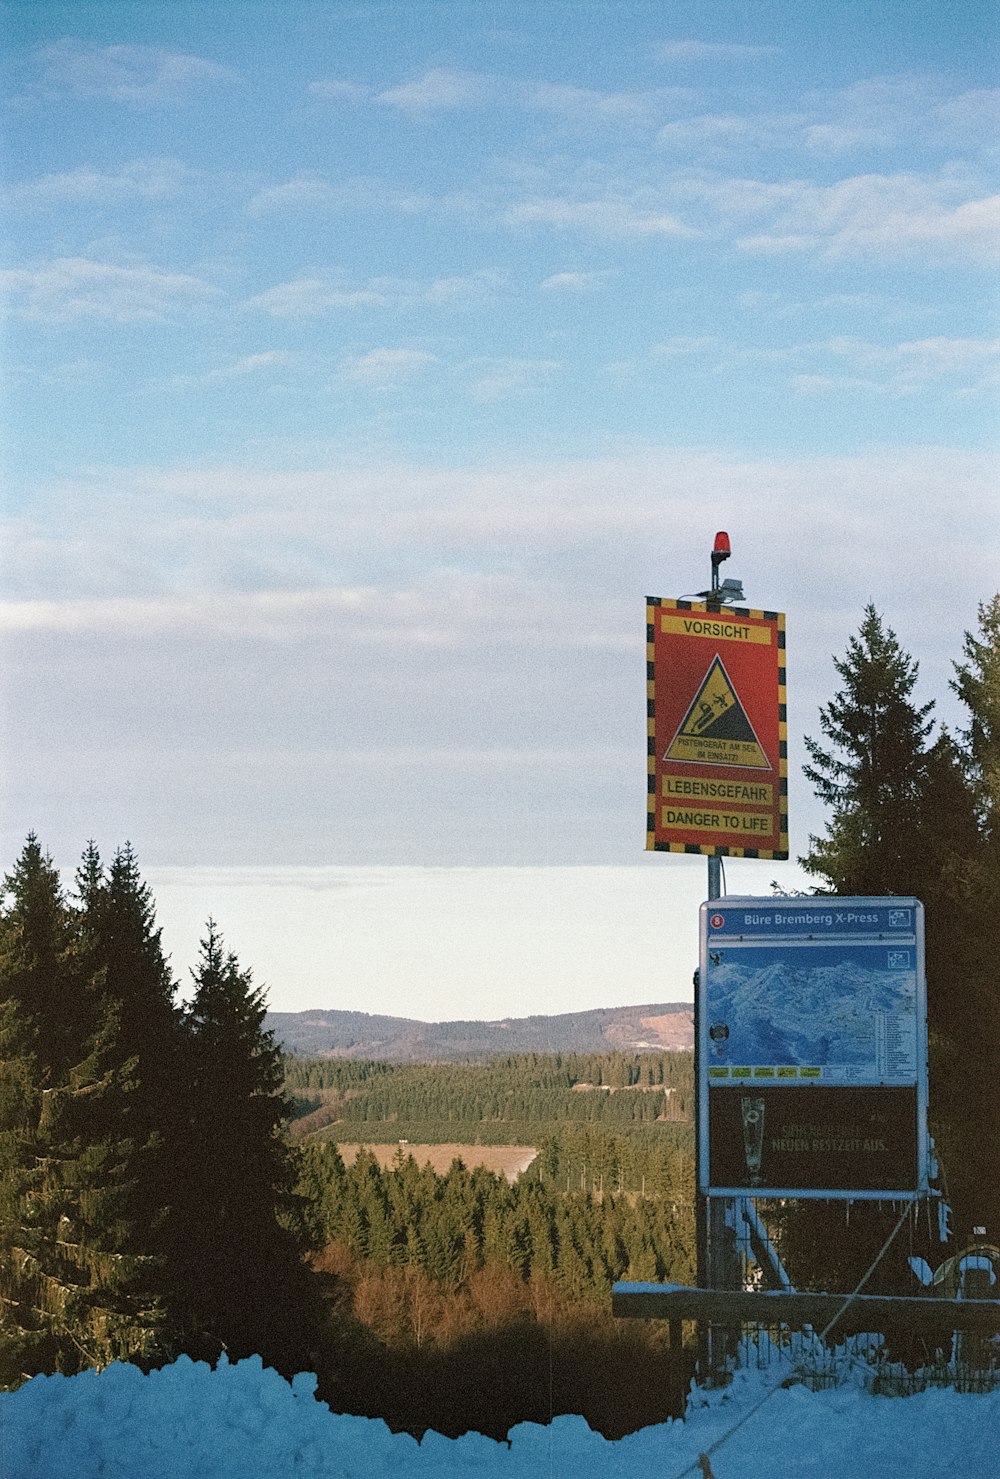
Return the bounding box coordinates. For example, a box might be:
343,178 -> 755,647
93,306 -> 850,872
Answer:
1,2 -> 998,1019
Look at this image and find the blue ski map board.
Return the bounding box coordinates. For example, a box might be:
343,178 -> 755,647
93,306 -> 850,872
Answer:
698,897 -> 928,1199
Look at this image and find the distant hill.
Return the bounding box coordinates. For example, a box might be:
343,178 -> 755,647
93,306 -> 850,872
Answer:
266,1002 -> 693,1060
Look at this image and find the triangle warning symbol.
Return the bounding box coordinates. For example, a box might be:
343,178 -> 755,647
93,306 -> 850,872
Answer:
664,656 -> 771,770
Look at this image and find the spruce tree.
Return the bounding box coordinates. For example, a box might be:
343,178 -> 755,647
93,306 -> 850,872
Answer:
171,923 -> 315,1369
802,605 -> 936,894
71,845 -> 184,1301
80,844 -> 179,1095
0,995 -> 47,1383
940,596 -> 1000,1233
0,839 -> 165,1380
21,1004 -> 164,1373
0,838 -> 91,1378
0,836 -> 85,1078
951,593 -> 1000,846
801,605 -> 995,1249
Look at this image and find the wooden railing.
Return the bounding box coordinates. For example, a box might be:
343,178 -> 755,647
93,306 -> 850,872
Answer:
612,1281 -> 1000,1350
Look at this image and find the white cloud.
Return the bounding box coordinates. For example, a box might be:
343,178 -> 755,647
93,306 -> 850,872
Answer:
0,257 -> 220,323
466,357 -> 560,402
658,114 -> 763,149
372,70 -> 698,132
246,175 -> 346,213
0,588 -> 385,640
3,158 -> 188,208
423,271 -> 508,305
524,82 -> 694,127
668,171 -> 793,216
5,449 -> 992,883
245,270 -> 504,318
734,173 -> 1000,264
652,336 -> 719,356
35,38 -> 237,103
655,40 -> 780,62
244,276 -> 386,316
340,348 -> 438,386
737,232 -> 812,255
792,372 -> 893,396
825,335 -> 1000,395
653,77 -> 998,164
378,68 -> 494,112
895,336 -> 1000,366
826,335 -> 1000,368
246,173 -> 433,216
788,335 -> 1000,398
4,451 -> 993,876
9,449 -> 993,608
169,351 -> 301,388
7,356 -> 105,388
803,123 -> 876,154
935,88 -> 1000,141
224,350 -> 297,375
307,79 -> 371,103
539,271 -> 610,293
505,196 -> 696,237
795,76 -> 1000,159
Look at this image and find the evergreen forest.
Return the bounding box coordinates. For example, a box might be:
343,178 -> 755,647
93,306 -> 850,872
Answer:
285,1050 -> 692,1142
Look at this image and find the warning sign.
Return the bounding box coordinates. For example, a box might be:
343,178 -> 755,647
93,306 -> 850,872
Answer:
664,656 -> 770,769
647,598 -> 787,858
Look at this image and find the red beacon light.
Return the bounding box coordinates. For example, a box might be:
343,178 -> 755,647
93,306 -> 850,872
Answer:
686,530 -> 743,605
711,531 -> 731,566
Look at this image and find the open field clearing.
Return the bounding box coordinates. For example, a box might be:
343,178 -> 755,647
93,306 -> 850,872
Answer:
334,1143 -> 538,1182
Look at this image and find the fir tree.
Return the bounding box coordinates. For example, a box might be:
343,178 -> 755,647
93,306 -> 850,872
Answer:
171,923 -> 316,1369
1,836 -> 86,1078
800,604 -> 996,1246
22,1004 -> 163,1373
0,996 -> 47,1384
951,593 -> 1000,846
939,596 -> 1000,1233
80,844 -> 178,1083
0,840 -> 165,1380
71,844 -> 183,1317
802,605 -> 936,893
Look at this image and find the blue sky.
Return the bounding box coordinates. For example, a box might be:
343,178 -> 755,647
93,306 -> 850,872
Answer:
1,3 -> 997,1016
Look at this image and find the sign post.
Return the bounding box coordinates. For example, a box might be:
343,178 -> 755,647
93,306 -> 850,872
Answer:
647,534 -> 788,1298
636,543 -> 940,1378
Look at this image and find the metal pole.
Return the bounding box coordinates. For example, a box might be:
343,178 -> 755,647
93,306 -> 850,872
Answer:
706,540 -> 725,907
705,540 -> 721,1294
702,536 -> 739,1376
696,536 -> 727,1303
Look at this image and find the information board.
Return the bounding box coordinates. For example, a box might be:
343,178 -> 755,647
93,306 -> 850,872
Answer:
698,897 -> 927,1199
646,599 -> 787,857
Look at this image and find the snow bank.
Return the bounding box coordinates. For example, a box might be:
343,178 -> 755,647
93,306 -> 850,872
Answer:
3,1354 -> 999,1479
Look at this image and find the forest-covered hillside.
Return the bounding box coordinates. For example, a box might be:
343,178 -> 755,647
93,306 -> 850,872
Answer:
267,1003 -> 693,1059
288,1051 -> 698,1436
284,1049 -> 693,1147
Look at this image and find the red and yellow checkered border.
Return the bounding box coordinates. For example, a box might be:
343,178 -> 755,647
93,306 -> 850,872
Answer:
646,597 -> 788,859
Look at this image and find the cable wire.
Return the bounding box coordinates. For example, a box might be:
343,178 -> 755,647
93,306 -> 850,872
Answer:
665,1198 -> 917,1479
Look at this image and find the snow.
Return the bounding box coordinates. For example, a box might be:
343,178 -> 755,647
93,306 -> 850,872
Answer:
4,1354 -> 999,1479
